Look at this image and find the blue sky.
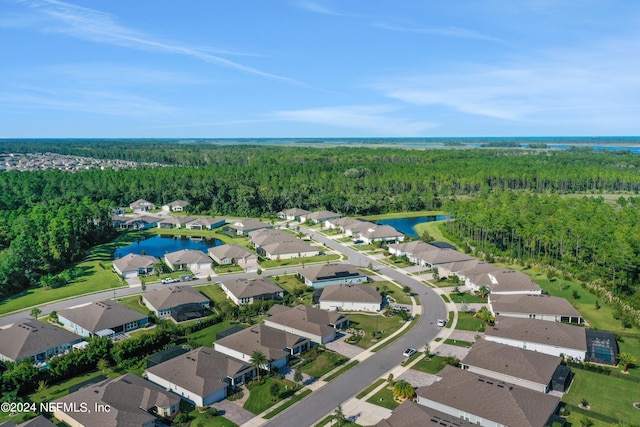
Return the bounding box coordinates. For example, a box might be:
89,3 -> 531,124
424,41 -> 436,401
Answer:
1,0 -> 639,138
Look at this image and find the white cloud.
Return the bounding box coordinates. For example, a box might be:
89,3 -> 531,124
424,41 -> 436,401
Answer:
269,105 -> 437,135
373,22 -> 506,44
16,0 -> 306,85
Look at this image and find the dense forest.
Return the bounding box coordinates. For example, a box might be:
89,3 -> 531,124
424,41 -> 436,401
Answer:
444,193 -> 640,310
1,140 -> 640,303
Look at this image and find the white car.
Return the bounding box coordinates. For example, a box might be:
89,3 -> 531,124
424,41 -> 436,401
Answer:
437,319 -> 447,327
161,277 -> 178,284
403,348 -> 417,357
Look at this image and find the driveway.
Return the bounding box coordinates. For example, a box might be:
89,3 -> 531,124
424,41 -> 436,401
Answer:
213,399 -> 255,426
325,334 -> 366,359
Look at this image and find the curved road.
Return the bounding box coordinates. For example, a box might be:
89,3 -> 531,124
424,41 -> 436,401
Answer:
0,226 -> 448,427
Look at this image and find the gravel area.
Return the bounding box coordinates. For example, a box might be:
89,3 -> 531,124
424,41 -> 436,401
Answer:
397,369 -> 440,388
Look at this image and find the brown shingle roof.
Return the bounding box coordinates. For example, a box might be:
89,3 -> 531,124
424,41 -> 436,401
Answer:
375,400 -> 475,427
266,305 -> 348,337
165,249 -> 210,265
416,366 -> 560,427
299,263 -> 365,282
208,244 -> 254,261
113,253 -> 158,273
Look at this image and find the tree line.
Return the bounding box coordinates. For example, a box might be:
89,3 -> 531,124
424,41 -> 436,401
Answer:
443,192 -> 640,311
2,141 -> 640,299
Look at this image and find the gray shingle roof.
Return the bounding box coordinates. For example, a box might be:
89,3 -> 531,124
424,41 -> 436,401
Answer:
416,366 -> 560,427
215,324 -> 309,361
485,316 -> 587,351
299,263 -> 365,282
0,319 -> 82,362
58,300 -> 147,334
208,244 -> 255,261
113,253 -> 158,273
490,294 -> 581,318
220,277 -> 283,299
146,347 -> 251,397
55,373 -> 179,427
165,249 -> 210,265
375,400 -> 475,427
143,286 -> 209,311
266,304 -> 348,337
319,284 -> 382,304
461,339 -> 561,385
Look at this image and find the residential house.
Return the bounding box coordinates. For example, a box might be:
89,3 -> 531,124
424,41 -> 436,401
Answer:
164,249 -> 211,273
466,269 -> 542,295
53,373 -> 180,426
416,366 -> 561,427
325,217 -> 361,231
375,400 -> 475,427
58,300 -> 149,338
118,215 -> 160,230
157,216 -> 195,229
218,277 -> 284,306
225,219 -> 273,236
208,244 -> 258,268
129,199 -> 155,213
264,304 -> 349,344
145,347 -> 254,407
489,294 -> 584,324
298,263 -> 369,288
485,316 -> 588,360
414,247 -> 475,269
142,286 -> 211,322
319,284 -> 382,312
214,324 -> 310,370
185,217 -> 226,230
460,339 -> 565,393
387,240 -> 434,258
301,210 -> 341,224
249,229 -> 319,260
113,253 -> 159,279
359,224 -> 405,245
0,319 -> 82,364
436,259 -> 498,281
162,200 -> 189,212
277,208 -> 311,221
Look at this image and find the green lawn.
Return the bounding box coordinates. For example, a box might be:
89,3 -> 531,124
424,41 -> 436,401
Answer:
356,378 -> 386,399
118,295 -> 153,315
414,220 -> 458,248
616,334 -> 640,380
349,313 -> 408,349
271,274 -> 314,305
214,264 -> 244,274
0,232 -> 137,315
243,377 -> 298,415
444,338 -> 473,347
301,350 -> 349,378
195,283 -> 230,305
373,281 -> 411,305
185,320 -> 239,347
448,292 -> 486,304
455,311 -> 486,332
189,414 -> 237,427
410,355 -> 448,374
366,386 -> 399,410
562,369 -> 640,426
325,360 -> 359,381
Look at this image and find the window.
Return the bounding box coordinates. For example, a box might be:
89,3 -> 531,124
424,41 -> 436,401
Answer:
459,412 -> 470,421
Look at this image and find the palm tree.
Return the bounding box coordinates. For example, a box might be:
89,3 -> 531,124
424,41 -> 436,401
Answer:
474,306 -> 495,325
249,350 -> 268,381
618,352 -> 637,373
392,380 -> 415,400
475,285 -> 490,300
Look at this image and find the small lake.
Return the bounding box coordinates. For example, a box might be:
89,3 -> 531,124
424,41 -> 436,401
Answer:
376,215 -> 451,238
113,235 -> 222,259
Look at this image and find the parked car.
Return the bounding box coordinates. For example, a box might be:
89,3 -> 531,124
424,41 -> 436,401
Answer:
437,319 -> 447,327
403,348 -> 417,357
161,277 -> 178,284
352,239 -> 364,244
